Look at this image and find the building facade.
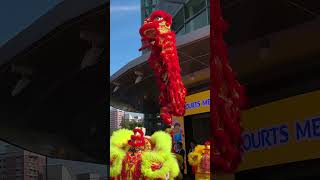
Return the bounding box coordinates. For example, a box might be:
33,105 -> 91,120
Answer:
124,113 -> 144,123
141,0 -> 159,24
110,107 -> 125,133
0,145 -> 46,180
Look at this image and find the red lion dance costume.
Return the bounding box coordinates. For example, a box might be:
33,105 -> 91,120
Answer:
210,0 -> 246,173
139,10 -> 187,125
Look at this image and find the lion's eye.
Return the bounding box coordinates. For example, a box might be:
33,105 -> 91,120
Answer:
155,16 -> 163,21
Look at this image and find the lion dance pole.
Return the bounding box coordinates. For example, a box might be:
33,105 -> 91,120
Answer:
210,0 -> 246,173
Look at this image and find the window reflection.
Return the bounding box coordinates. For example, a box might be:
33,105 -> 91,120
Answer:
185,10 -> 208,33
176,27 -> 186,36
171,0 -> 209,36
0,142 -> 46,180
172,8 -> 185,33
0,140 -> 108,180
184,0 -> 206,20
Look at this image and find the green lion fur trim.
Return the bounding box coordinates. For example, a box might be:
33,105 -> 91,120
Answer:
110,129 -> 133,148
151,131 -> 172,153
110,145 -> 125,177
141,151 -> 180,179
166,153 -> 180,178
141,151 -> 169,178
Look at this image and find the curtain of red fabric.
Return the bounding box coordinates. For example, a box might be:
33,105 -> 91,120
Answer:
210,0 -> 246,173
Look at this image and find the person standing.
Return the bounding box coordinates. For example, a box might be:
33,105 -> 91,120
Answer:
189,141 -> 196,153
188,141 -> 196,177
176,142 -> 185,177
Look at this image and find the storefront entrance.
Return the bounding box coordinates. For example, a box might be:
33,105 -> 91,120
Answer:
184,113 -> 210,174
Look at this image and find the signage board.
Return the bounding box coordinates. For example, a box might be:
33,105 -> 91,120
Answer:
177,90 -> 320,171
239,90 -> 320,170
184,90 -> 210,116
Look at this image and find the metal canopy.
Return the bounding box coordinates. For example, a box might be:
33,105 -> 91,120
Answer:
0,3 -> 108,164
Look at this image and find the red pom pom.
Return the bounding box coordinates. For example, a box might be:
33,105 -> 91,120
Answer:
160,113 -> 172,125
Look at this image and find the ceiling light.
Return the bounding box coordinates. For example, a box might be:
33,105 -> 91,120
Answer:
134,71 -> 144,84
190,73 -> 195,80
11,77 -> 31,96
113,86 -> 119,93
135,76 -> 143,84
80,47 -> 103,69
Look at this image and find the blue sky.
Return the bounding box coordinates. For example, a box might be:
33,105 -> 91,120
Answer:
110,0 -> 142,76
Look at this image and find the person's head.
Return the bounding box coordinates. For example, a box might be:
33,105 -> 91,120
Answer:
176,142 -> 183,150
174,123 -> 180,130
190,141 -> 195,148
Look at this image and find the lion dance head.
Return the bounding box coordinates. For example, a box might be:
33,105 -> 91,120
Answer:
139,10 -> 173,51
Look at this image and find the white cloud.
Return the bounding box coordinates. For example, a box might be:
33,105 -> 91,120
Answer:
110,5 -> 140,13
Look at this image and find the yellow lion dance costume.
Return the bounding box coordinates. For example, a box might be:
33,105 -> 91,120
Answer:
110,127 -> 180,180
188,141 -> 211,180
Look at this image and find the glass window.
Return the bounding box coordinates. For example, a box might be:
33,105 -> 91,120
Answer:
176,27 -> 186,36
184,0 -> 206,20
144,9 -> 149,19
152,0 -> 157,5
146,8 -> 152,18
185,10 -> 208,33
0,140 -> 108,179
172,8 -> 184,32
207,7 -> 210,22
144,0 -> 150,7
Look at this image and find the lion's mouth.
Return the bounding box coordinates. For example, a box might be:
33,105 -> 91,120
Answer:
144,28 -> 157,38
139,39 -> 155,51
139,25 -> 157,51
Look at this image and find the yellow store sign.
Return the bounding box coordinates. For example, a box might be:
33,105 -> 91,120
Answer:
184,90 -> 210,116
178,90 -> 320,172
238,90 -> 320,171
